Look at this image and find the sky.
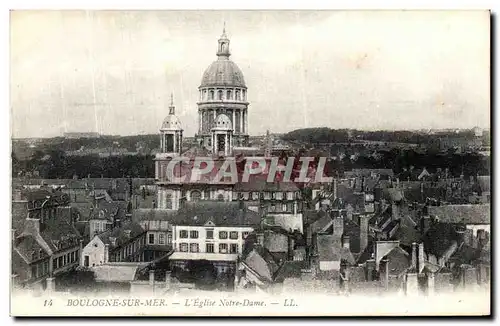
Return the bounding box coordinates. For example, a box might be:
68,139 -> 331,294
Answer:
10,10 -> 490,138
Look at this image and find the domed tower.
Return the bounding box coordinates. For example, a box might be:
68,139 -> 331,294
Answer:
155,94 -> 183,179
211,114 -> 233,156
197,25 -> 249,149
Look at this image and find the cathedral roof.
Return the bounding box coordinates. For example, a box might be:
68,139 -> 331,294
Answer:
200,59 -> 246,88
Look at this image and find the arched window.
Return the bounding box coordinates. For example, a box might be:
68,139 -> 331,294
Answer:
227,90 -> 232,100
165,193 -> 173,209
242,90 -> 246,101
209,90 -> 215,100
235,90 -> 240,101
191,190 -> 201,202
218,90 -> 223,100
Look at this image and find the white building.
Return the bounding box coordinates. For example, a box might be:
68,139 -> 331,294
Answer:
168,201 -> 260,273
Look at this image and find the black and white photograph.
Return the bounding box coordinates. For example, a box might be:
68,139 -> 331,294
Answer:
9,9 -> 491,316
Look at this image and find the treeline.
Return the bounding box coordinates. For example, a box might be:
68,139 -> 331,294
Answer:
283,128 -> 478,145
282,128 -> 350,144
340,150 -> 489,177
11,147 -> 489,180
12,150 -> 155,178
16,134 -> 160,153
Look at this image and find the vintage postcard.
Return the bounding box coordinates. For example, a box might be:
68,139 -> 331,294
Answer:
10,10 -> 491,317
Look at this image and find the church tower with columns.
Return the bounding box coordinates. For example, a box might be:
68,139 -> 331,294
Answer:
196,25 -> 249,151
155,94 -> 183,180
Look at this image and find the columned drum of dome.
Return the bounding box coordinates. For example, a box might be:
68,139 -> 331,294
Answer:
196,27 -> 249,150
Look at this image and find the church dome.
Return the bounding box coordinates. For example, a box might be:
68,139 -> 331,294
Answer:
161,115 -> 182,130
200,59 -> 246,88
200,26 -> 246,88
161,94 -> 182,130
212,114 -> 232,130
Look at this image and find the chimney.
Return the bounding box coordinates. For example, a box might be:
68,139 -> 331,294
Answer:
411,242 -> 417,270
359,215 -> 369,253
124,229 -> 131,238
109,237 -> 117,247
149,269 -> 155,285
256,232 -> 264,246
383,258 -> 389,289
346,204 -> 353,220
333,217 -> 344,237
104,244 -> 110,263
392,202 -> 399,220
342,235 -> 350,250
418,242 -> 425,273
366,259 -> 375,281
333,179 -> 338,200
287,234 -> 294,261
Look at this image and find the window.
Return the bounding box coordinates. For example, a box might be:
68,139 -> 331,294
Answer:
148,234 -> 155,244
191,190 -> 201,202
217,194 -> 225,201
264,192 -> 271,200
230,244 -> 238,254
180,243 -> 188,252
242,232 -> 249,239
235,90 -> 240,100
276,192 -> 283,200
206,229 -> 214,239
287,192 -> 294,200
206,243 -> 215,253
219,231 -> 228,239
190,243 -> 199,253
165,193 -> 173,209
167,234 -> 172,244
190,230 -> 199,239
230,231 -> 239,240
227,90 -> 232,100
58,256 -> 63,267
243,192 -> 249,200
159,233 -> 166,245
218,90 -> 223,100
252,192 -> 259,200
209,90 -> 214,100
270,204 -> 276,212
282,204 -> 287,212
219,243 -> 228,253
180,230 -> 188,238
